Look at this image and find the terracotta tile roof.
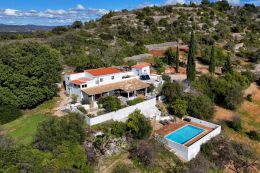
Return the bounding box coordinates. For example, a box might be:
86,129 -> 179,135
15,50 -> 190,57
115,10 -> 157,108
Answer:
71,77 -> 92,85
85,67 -> 121,76
81,78 -> 150,95
132,63 -> 150,69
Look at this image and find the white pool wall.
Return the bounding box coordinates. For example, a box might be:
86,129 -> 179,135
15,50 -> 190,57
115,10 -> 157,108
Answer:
162,116 -> 221,161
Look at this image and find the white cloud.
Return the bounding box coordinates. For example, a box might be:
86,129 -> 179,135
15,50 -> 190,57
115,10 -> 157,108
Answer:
226,0 -> 240,5
87,8 -> 109,15
164,0 -> 185,5
46,9 -> 66,15
96,9 -> 109,15
3,9 -> 18,16
138,2 -> 157,9
75,4 -> 85,10
0,4 -> 111,25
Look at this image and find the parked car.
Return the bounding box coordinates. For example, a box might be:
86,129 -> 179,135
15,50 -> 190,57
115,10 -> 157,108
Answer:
140,75 -> 150,80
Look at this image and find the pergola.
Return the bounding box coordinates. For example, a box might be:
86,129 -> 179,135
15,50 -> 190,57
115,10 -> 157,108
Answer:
81,78 -> 150,102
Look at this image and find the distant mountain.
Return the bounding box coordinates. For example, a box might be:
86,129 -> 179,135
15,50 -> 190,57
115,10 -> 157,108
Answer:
0,24 -> 55,33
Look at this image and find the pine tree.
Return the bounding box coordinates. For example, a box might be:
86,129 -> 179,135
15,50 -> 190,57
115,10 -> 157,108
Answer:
222,52 -> 233,73
176,41 -> 179,73
209,45 -> 215,74
186,30 -> 196,82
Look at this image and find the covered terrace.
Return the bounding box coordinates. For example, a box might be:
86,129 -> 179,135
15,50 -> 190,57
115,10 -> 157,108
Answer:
81,79 -> 150,102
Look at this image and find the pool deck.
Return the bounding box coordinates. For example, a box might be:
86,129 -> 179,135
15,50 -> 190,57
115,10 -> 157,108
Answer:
154,121 -> 213,147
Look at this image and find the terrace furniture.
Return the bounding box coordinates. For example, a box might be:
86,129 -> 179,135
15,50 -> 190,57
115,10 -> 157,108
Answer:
183,118 -> 191,122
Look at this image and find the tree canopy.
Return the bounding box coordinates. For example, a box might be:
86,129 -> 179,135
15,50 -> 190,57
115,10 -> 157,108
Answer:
127,110 -> 152,139
0,42 -> 62,108
33,113 -> 86,151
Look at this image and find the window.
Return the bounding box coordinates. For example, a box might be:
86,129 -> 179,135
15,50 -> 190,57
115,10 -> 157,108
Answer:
82,84 -> 87,88
74,84 -> 80,88
111,76 -> 114,80
100,78 -> 103,82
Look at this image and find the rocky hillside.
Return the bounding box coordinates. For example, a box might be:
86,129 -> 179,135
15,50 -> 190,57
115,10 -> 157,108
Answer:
1,2 -> 259,69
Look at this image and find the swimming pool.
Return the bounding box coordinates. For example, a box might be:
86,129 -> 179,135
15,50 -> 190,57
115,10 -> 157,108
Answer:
165,125 -> 204,144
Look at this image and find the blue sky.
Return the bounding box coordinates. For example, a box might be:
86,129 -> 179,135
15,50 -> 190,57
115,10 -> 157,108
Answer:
0,0 -> 259,25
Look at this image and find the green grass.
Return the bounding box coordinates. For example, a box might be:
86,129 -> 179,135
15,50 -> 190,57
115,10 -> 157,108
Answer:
3,113 -> 50,145
3,98 -> 57,145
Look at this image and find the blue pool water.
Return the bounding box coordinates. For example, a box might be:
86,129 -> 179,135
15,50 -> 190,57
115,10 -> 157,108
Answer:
165,125 -> 204,144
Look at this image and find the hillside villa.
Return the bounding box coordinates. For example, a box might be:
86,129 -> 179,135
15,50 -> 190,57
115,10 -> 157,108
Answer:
64,63 -> 155,103
64,64 -> 221,161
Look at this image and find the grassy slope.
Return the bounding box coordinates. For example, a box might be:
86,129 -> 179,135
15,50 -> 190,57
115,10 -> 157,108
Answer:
3,98 -> 58,145
213,83 -> 260,155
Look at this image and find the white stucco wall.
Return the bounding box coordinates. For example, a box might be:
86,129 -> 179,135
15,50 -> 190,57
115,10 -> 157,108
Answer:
75,98 -> 159,126
161,116 -> 221,161
65,66 -> 151,100
187,126 -> 221,160
132,66 -> 150,76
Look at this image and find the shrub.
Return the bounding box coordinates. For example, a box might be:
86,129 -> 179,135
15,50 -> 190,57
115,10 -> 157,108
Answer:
162,82 -> 183,103
246,94 -> 253,102
223,71 -> 251,88
162,74 -> 171,82
148,84 -> 155,93
78,106 -> 88,114
71,94 -> 78,104
112,164 -> 132,173
127,97 -> 144,106
241,70 -> 256,84
81,99 -> 89,105
92,121 -> 127,137
52,26 -> 68,34
186,154 -> 212,173
201,142 -> 213,156
227,115 -> 242,131
166,163 -> 186,173
126,60 -> 137,67
129,140 -> 155,166
223,83 -> 243,110
111,121 -> 128,137
171,99 -> 188,118
246,130 -> 260,141
127,110 -> 152,139
194,73 -> 244,110
0,105 -> 22,124
33,113 -> 86,151
98,96 -> 122,112
185,93 -> 215,120
154,58 -> 165,74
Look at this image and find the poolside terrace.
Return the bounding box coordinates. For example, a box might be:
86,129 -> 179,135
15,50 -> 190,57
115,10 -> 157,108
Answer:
154,120 -> 213,147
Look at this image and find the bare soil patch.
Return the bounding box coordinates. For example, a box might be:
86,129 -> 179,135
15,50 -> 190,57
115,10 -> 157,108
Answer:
213,106 -> 234,122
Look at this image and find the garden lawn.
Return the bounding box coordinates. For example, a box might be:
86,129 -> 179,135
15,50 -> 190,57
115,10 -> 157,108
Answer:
3,98 -> 57,145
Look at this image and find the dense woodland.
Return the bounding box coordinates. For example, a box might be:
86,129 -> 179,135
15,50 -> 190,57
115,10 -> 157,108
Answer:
0,1 -> 260,173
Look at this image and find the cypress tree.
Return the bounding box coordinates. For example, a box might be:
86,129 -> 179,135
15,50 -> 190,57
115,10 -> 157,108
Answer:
222,52 -> 233,73
176,41 -> 179,73
165,48 -> 175,66
209,45 -> 215,74
186,30 -> 196,82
